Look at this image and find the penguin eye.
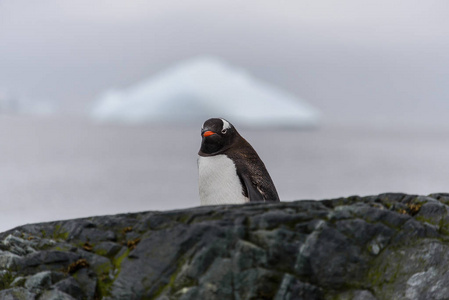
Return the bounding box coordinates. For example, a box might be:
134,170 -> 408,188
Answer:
221,129 -> 227,134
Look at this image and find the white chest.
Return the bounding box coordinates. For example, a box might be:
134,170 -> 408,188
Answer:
198,155 -> 249,205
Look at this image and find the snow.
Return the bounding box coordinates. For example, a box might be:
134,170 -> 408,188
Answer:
90,56 -> 321,128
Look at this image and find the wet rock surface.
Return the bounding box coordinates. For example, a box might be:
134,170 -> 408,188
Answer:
1,193 -> 449,299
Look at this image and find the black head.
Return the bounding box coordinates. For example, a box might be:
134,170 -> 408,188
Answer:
199,118 -> 238,156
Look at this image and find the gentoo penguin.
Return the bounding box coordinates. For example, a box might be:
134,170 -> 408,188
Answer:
198,118 -> 280,205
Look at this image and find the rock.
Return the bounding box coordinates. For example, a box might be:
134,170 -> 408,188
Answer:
2,235 -> 35,256
0,287 -> 35,299
17,251 -> 81,274
24,271 -> 53,292
337,289 -> 378,300
39,289 -> 77,300
24,271 -> 65,293
93,242 -> 122,258
0,250 -> 21,269
274,274 -> 322,300
73,268 -> 97,300
2,193 -> 449,299
52,277 -> 85,299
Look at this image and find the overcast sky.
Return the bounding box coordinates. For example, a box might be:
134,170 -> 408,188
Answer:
0,1 -> 448,124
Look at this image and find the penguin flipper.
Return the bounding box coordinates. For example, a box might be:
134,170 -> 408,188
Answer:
241,174 -> 265,202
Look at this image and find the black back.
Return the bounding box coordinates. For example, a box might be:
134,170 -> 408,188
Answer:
199,118 -> 280,202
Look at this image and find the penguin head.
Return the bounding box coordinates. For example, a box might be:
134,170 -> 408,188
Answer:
199,118 -> 237,155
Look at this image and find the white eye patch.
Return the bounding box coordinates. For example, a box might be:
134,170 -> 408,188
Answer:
221,119 -> 231,131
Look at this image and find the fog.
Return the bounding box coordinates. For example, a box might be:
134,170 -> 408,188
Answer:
1,1 -> 448,124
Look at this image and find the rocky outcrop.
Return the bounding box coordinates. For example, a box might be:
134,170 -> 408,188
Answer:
1,193 -> 449,299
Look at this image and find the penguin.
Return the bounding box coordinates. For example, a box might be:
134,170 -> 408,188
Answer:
198,118 -> 280,205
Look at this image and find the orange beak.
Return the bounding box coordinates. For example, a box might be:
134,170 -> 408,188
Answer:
203,131 -> 216,137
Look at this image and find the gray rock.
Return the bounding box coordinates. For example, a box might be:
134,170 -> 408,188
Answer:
93,242 -> 122,258
337,290 -> 378,300
2,235 -> 35,256
2,193 -> 449,299
17,251 -> 81,274
0,250 -> 21,269
52,277 -> 85,299
0,287 -> 35,299
24,271 -> 65,293
39,290 -> 77,300
72,268 -> 97,300
274,274 -> 322,300
24,271 -> 52,292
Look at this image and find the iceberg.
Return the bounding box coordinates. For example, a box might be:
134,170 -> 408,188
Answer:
90,57 -> 320,128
